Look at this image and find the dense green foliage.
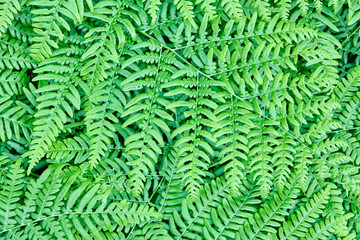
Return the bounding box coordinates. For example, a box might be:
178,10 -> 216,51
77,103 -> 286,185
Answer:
1,0 -> 360,239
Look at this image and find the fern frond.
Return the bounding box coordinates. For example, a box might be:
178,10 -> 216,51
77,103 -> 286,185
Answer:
65,197 -> 162,238
252,0 -> 271,21
0,69 -> 29,96
303,214 -> 353,239
26,49 -> 82,174
214,94 -> 255,195
237,175 -> 299,239
272,132 -> 296,190
0,159 -> 24,231
297,0 -> 309,16
0,96 -> 33,142
294,145 -> 313,190
278,184 -> 333,239
81,0 -> 140,88
121,43 -> 176,197
339,131 -> 360,165
203,179 -> 261,239
6,6 -> 35,43
29,0 -> 85,62
156,149 -> 186,220
0,38 -> 36,70
276,0 -> 291,20
338,92 -> 360,129
174,0 -> 197,30
127,221 -> 172,240
195,0 -> 217,20
168,177 -> 230,239
85,62 -> 126,168
0,0 -> 21,36
221,0 -> 243,21
164,73 -> 224,201
46,134 -> 90,164
0,164 -> 162,238
248,117 -> 279,198
144,0 -> 162,26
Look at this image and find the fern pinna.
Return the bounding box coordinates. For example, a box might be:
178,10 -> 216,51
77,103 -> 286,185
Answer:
1,0 -> 360,239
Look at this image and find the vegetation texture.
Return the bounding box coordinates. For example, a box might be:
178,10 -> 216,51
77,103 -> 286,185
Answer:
0,0 -> 360,239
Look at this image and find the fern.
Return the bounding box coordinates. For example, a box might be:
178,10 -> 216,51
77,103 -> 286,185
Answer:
156,149 -> 186,220
278,184 -> 332,239
0,37 -> 36,70
120,40 -> 177,196
237,175 -> 299,239
80,0 -> 139,88
25,47 -> 82,174
0,159 -> 24,231
303,214 -> 353,239
168,177 -> 230,239
0,0 -> 21,36
29,0 -> 92,62
164,73 -> 223,201
0,164 -> 162,239
85,61 -> 126,168
46,134 -> 90,164
214,94 -> 254,195
203,179 -> 261,239
0,96 -> 32,142
1,0 -> 360,239
174,0 -> 197,29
